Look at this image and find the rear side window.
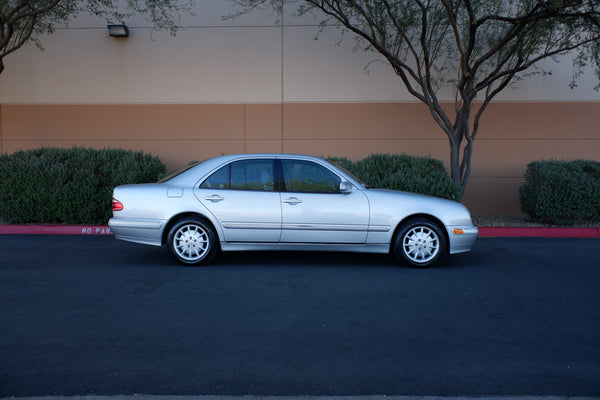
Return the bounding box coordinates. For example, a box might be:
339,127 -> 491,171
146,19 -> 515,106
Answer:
281,160 -> 341,193
200,164 -> 229,189
200,160 -> 275,191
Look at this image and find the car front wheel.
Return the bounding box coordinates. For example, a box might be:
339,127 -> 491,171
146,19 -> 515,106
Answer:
167,218 -> 218,266
393,218 -> 446,267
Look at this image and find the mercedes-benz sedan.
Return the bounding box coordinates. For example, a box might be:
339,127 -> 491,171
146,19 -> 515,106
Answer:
109,154 -> 477,267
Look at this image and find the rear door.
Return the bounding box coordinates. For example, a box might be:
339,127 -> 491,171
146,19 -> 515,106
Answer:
194,159 -> 281,242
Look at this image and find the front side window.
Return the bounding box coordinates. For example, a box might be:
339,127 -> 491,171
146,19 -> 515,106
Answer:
281,160 -> 341,193
200,159 -> 275,191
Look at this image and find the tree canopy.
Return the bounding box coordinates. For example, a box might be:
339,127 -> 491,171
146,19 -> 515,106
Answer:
231,0 -> 600,196
0,0 -> 194,73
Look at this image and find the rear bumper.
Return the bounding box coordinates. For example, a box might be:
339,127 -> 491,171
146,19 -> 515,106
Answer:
108,217 -> 165,246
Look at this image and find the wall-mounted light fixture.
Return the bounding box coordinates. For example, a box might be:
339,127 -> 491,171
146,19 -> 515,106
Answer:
107,24 -> 129,38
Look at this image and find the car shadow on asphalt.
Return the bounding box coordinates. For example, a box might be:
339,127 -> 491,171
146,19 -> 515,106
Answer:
117,245 -> 479,270
214,246 -> 481,269
215,250 -> 398,268
115,244 -> 397,269
108,236 -> 481,270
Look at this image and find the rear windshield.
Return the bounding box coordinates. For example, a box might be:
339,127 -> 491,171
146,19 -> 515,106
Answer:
157,162 -> 201,183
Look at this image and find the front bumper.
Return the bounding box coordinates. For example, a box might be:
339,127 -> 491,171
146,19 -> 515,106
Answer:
448,225 -> 479,254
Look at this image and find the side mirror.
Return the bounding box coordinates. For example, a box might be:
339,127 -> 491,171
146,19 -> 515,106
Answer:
340,181 -> 353,194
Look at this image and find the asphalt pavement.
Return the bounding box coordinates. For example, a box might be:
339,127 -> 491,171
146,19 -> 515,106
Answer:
1,235 -> 599,398
2,396 -> 600,400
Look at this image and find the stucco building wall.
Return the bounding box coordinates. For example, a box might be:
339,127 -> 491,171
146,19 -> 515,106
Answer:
0,1 -> 598,214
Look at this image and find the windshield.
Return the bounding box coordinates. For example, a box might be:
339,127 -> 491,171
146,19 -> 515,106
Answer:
326,160 -> 371,188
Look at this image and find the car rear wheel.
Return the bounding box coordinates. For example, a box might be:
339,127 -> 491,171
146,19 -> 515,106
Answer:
393,218 -> 446,267
167,218 -> 218,266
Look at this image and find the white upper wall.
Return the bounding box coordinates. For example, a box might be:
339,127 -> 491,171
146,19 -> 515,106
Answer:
0,27 -> 283,103
0,0 -> 598,104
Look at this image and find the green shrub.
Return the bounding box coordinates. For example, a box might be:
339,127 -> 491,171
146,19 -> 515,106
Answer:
328,153 -> 461,201
519,159 -> 600,225
0,147 -> 166,225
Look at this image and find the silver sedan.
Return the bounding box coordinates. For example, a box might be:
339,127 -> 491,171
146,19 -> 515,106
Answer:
109,154 -> 478,267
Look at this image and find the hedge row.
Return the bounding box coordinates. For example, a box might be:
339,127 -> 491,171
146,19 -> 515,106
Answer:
10,148 -> 595,227
519,159 -> 600,226
329,153 -> 461,201
0,147 -> 166,225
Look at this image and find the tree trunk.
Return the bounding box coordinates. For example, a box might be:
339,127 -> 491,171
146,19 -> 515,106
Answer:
447,104 -> 474,201
449,139 -> 462,197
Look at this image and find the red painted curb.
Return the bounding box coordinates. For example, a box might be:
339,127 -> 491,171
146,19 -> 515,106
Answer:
0,225 -> 112,235
1,225 -> 599,238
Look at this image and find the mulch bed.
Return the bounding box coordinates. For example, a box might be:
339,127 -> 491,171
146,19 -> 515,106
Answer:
473,215 -> 600,228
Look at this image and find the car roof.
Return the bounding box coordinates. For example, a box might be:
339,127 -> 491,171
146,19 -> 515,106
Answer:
209,153 -> 324,161
164,153 -> 357,186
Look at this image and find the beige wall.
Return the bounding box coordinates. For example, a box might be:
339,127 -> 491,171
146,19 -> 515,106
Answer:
2,102 -> 599,215
1,2 -> 599,104
0,1 -> 599,215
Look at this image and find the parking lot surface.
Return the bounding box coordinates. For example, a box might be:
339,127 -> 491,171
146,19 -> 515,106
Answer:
1,236 -> 599,397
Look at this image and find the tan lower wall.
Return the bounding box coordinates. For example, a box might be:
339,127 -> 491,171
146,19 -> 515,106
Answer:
1,102 -> 599,215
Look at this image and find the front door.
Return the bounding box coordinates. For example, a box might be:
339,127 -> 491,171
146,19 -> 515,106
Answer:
279,159 -> 370,243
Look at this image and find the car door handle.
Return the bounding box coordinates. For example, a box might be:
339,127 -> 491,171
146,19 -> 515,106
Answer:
282,197 -> 303,205
204,194 -> 224,203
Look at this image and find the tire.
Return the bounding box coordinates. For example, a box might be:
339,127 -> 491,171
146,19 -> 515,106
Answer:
166,217 -> 218,266
392,218 -> 446,268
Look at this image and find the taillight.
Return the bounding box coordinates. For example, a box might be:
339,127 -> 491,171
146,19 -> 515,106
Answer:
112,198 -> 124,212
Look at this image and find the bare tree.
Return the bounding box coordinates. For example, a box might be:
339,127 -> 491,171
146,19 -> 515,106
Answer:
0,0 -> 194,74
230,0 -> 600,197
